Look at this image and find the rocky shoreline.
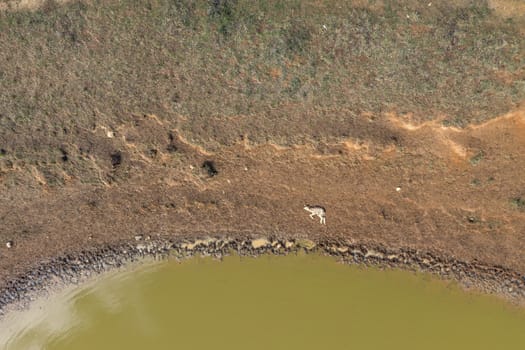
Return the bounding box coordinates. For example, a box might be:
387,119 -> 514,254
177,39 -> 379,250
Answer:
1,235 -> 525,318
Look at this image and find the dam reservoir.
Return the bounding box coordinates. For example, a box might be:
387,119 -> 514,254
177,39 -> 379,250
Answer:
3,253 -> 525,349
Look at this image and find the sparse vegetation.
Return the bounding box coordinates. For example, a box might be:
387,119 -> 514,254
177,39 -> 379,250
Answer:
470,151 -> 485,165
470,178 -> 481,186
0,0 -> 524,187
510,197 -> 525,211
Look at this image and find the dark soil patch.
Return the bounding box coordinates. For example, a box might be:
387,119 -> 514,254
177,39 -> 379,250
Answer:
202,160 -> 218,177
111,152 -> 122,168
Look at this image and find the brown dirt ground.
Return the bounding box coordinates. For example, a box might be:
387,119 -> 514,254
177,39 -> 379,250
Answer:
1,105 -> 525,287
1,0 -> 525,292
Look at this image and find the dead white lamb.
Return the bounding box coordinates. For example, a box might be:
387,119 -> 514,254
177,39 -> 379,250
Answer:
304,205 -> 326,225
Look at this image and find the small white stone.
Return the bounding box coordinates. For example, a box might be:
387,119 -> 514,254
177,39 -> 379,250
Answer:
189,165 -> 194,170
6,241 -> 13,248
428,2 -> 432,6
396,187 -> 402,192
244,166 -> 248,171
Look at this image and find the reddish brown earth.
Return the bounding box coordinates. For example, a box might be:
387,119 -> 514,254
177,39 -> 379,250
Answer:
1,106 -> 525,289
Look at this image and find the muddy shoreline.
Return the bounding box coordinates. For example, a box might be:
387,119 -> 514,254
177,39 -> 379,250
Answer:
1,235 -> 524,318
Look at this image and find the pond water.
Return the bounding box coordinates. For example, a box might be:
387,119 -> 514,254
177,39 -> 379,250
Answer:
2,253 -> 525,349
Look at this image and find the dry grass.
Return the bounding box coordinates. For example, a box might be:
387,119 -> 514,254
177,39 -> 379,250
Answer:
0,1 -> 523,152
0,0 -> 523,189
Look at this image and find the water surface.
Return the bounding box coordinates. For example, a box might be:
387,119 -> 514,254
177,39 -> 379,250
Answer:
3,254 -> 525,349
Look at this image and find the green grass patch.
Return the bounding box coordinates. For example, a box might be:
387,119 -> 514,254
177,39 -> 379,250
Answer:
470,151 -> 485,165
510,197 -> 525,211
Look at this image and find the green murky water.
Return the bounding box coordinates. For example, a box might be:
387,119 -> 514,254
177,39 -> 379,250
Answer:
3,254 -> 525,349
